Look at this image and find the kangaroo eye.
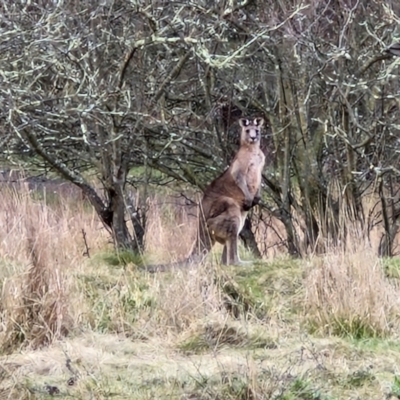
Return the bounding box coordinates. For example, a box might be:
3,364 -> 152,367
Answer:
246,129 -> 250,134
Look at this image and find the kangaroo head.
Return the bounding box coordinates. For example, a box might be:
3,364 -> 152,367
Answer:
239,118 -> 264,145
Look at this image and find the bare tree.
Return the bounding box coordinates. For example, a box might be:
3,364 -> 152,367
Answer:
224,0 -> 400,255
0,0 -> 262,251
2,0 -> 400,256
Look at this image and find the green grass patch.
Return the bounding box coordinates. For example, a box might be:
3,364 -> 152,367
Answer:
306,315 -> 386,340
275,377 -> 324,400
98,250 -> 146,267
383,257 -> 400,279
77,269 -> 155,335
341,368 -> 375,389
178,321 -> 276,354
219,257 -> 302,320
391,375 -> 400,398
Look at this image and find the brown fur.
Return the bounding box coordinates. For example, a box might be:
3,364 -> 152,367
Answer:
146,117 -> 265,271
192,117 -> 265,265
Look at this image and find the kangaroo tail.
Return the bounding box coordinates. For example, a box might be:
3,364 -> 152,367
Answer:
145,252 -> 209,273
145,216 -> 212,273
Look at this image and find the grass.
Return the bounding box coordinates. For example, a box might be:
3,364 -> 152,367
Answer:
304,252 -> 400,339
1,184 -> 400,399
383,257 -> 400,279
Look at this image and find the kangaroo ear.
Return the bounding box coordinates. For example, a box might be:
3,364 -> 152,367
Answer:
239,118 -> 250,127
254,118 -> 264,127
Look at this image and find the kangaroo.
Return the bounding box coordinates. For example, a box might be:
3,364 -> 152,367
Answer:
146,117 -> 265,271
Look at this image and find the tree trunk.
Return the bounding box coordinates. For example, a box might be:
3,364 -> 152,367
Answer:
239,216 -> 262,258
80,182 -> 145,253
108,185 -> 134,250
281,214 -> 301,257
130,204 -> 145,251
378,177 -> 399,258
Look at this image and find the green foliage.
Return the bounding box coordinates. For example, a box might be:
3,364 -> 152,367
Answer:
307,315 -> 384,340
305,315 -> 388,340
391,376 -> 400,398
178,334 -> 210,354
219,274 -> 264,319
101,250 -> 145,267
382,257 -> 400,279
77,270 -> 155,334
218,258 -> 302,321
352,338 -> 400,352
178,322 -> 276,355
218,374 -> 259,400
275,378 -> 323,400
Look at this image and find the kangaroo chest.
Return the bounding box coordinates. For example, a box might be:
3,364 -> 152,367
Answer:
246,151 -> 264,194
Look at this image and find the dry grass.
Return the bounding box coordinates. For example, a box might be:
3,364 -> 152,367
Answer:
1,184 -> 400,399
0,184 -> 108,352
304,251 -> 400,338
0,183 -> 106,264
144,195 -> 199,263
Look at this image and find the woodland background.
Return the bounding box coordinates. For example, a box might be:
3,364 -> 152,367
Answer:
2,2 -> 400,398
2,0 -> 400,258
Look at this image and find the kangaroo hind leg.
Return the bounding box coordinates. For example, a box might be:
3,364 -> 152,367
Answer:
223,235 -> 241,265
207,211 -> 242,266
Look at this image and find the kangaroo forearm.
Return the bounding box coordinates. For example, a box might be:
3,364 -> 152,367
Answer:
237,180 -> 253,202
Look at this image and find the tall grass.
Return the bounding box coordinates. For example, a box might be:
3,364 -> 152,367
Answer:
304,250 -> 400,338
0,183 -> 106,264
0,184 -> 271,353
1,180 -> 400,357
144,195 -> 198,263
0,183 -> 107,351
3,182 -> 400,398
